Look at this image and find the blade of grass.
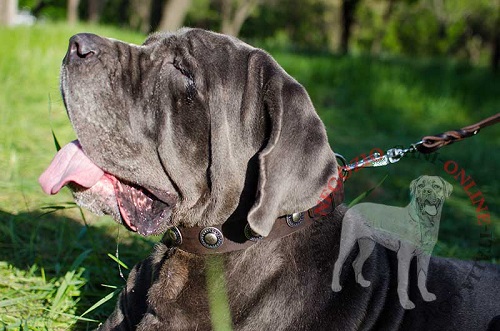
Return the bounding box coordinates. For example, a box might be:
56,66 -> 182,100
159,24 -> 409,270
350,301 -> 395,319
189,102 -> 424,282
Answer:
107,253 -> 129,270
206,256 -> 233,331
49,97 -> 62,152
79,289 -> 120,318
50,250 -> 89,314
50,270 -> 73,313
0,294 -> 46,308
38,202 -> 79,217
70,249 -> 92,270
52,129 -> 61,151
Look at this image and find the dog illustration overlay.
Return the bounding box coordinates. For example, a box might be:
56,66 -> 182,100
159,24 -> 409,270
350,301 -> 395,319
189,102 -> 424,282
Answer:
331,175 -> 453,310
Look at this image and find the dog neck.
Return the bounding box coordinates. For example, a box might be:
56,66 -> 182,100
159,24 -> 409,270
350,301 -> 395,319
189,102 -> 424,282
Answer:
161,180 -> 345,254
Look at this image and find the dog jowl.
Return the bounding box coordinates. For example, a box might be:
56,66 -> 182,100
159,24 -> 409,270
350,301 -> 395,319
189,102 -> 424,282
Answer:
331,175 -> 453,310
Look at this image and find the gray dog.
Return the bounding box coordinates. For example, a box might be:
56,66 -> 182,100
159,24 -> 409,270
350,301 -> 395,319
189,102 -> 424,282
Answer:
332,176 -> 452,310
39,29 -> 500,330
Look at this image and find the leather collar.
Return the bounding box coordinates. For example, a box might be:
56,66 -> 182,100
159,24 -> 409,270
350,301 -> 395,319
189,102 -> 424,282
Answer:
161,177 -> 344,255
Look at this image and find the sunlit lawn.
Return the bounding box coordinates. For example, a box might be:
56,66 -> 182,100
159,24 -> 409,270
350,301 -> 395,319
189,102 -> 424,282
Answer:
0,22 -> 498,330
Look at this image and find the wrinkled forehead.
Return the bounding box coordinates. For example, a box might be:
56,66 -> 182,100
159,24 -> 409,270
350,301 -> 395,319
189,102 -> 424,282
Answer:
418,176 -> 442,188
142,27 -> 200,45
143,28 -> 255,59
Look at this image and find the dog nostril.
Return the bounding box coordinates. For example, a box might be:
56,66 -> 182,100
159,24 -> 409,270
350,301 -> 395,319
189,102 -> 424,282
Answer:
66,34 -> 99,63
74,41 -> 95,59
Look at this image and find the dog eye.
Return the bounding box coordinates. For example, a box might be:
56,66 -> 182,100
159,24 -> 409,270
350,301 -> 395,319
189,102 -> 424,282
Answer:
172,58 -> 194,80
418,184 -> 425,188
171,58 -> 197,101
433,184 -> 441,190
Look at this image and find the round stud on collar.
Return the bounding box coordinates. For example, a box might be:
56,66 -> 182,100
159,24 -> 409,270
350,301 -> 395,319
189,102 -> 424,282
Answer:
286,212 -> 304,227
199,227 -> 224,249
164,226 -> 183,247
244,223 -> 263,242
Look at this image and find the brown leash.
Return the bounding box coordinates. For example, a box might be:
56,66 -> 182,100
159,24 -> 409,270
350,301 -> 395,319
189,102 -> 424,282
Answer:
338,113 -> 500,173
416,113 -> 500,154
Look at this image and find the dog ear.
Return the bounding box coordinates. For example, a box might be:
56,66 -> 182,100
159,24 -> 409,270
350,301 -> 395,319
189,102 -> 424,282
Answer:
440,177 -> 453,197
247,52 -> 338,237
410,176 -> 422,197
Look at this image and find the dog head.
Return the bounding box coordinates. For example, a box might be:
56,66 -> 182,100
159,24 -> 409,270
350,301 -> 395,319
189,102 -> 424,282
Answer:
39,29 -> 338,237
410,175 -> 452,219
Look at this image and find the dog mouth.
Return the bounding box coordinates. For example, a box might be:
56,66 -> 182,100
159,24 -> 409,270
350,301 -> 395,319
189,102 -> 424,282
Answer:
113,178 -> 173,235
39,140 -> 174,236
422,199 -> 440,216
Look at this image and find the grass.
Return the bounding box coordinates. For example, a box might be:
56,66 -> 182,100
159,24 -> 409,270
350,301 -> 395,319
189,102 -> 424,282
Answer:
0,22 -> 498,329
0,22 -> 155,330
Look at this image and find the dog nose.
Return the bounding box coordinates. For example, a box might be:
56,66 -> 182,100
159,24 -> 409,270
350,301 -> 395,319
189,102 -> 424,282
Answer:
64,33 -> 100,64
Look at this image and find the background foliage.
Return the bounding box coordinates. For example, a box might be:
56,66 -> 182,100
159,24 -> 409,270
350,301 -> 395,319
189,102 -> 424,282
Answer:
14,0 -> 500,70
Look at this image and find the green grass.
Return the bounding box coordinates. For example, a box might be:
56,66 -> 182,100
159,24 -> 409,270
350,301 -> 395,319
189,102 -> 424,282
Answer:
0,22 -> 498,329
0,23 -> 154,330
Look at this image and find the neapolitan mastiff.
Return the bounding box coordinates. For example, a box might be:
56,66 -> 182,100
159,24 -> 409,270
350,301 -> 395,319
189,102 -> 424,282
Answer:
39,29 -> 500,330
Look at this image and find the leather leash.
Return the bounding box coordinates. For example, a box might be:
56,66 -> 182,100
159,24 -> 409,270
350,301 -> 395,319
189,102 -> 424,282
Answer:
338,113 -> 500,172
162,178 -> 344,254
417,113 -> 500,154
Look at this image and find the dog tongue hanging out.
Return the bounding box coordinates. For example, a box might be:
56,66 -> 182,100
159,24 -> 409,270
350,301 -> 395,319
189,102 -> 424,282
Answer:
39,140 -> 173,235
39,141 -> 104,195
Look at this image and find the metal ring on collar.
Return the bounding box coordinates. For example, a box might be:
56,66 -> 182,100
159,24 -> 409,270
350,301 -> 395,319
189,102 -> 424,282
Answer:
199,227 -> 224,249
286,212 -> 304,227
164,226 -> 183,246
244,223 -> 263,242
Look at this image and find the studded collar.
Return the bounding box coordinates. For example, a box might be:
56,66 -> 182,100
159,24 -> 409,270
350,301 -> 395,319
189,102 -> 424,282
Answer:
161,178 -> 344,255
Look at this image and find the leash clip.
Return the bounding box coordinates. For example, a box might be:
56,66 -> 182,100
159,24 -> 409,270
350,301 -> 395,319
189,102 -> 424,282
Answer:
385,147 -> 406,164
380,143 -> 421,165
341,143 -> 421,173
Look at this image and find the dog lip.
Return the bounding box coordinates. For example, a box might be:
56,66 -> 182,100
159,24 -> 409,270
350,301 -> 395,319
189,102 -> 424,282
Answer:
114,179 -> 173,235
423,198 -> 440,206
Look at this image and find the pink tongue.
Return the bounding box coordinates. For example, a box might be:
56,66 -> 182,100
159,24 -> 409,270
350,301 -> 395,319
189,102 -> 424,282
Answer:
39,140 -> 104,194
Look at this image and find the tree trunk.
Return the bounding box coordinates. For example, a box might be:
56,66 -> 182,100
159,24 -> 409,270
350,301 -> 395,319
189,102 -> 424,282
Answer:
67,0 -> 80,25
0,0 -> 18,26
130,0 -> 152,33
158,0 -> 192,32
324,0 -> 343,52
88,0 -> 102,23
371,0 -> 395,54
340,0 -> 359,54
491,2 -> 500,72
221,0 -> 260,37
492,30 -> 500,72
33,0 -> 48,17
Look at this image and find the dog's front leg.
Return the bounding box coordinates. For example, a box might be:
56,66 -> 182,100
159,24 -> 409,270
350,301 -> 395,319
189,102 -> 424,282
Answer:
397,245 -> 415,310
417,253 -> 436,302
352,238 -> 375,287
97,260 -> 152,331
